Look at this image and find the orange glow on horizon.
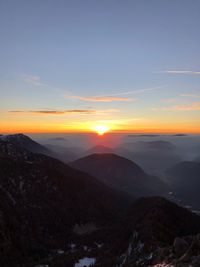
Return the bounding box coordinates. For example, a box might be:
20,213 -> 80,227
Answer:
1,125 -> 200,134
0,117 -> 200,135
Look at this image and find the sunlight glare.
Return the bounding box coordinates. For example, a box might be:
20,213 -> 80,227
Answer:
93,125 -> 109,135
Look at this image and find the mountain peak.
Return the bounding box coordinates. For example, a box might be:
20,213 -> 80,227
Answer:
0,133 -> 50,154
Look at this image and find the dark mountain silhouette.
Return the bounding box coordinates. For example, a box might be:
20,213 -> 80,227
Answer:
166,161 -> 200,209
0,133 -> 50,154
115,197 -> 200,267
0,138 -> 129,266
1,134 -> 200,267
71,153 -> 168,197
0,134 -> 83,163
127,197 -> 200,243
48,197 -> 200,267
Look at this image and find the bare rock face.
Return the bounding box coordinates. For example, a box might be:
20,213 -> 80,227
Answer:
153,234 -> 200,267
192,255 -> 200,267
173,237 -> 189,257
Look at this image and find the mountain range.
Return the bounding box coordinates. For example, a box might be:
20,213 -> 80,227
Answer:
0,134 -> 200,267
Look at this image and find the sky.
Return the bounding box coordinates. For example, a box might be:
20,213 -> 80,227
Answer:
0,0 -> 200,134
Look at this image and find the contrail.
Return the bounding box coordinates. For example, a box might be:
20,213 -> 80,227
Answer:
95,85 -> 165,97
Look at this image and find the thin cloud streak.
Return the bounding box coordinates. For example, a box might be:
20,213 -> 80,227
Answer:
166,102 -> 200,111
153,102 -> 200,111
157,70 -> 200,75
9,109 -> 119,115
10,110 -> 96,115
68,86 -> 164,102
180,94 -> 200,98
70,96 -> 131,102
97,86 -> 164,97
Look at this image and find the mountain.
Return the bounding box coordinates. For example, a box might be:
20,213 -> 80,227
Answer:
0,138 -> 129,266
115,197 -> 200,267
1,135 -> 200,267
115,140 -> 182,174
71,153 -> 168,197
166,161 -> 200,209
0,133 -> 82,163
122,140 -> 177,151
44,143 -> 83,162
0,133 -> 50,155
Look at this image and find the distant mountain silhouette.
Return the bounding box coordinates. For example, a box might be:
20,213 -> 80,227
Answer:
44,143 -> 83,162
166,161 -> 200,209
71,153 -> 168,197
115,140 -> 182,174
135,140 -> 177,150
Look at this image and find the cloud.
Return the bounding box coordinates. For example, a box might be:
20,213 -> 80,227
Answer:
70,96 -> 131,102
166,102 -> 200,111
180,93 -> 200,98
161,98 -> 177,103
68,86 -> 164,102
9,109 -> 119,115
157,70 -> 200,75
22,74 -> 46,86
153,102 -> 200,111
10,109 -> 97,115
98,86 -> 164,97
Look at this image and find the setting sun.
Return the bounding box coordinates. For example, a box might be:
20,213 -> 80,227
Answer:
93,125 -> 110,135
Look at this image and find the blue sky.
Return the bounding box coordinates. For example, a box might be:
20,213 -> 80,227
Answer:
0,0 -> 200,133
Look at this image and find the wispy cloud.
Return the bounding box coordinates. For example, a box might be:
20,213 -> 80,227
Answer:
161,98 -> 177,103
9,110 -> 95,115
70,96 -> 131,102
180,93 -> 200,98
157,70 -> 200,75
166,102 -> 200,111
68,86 -> 164,102
98,86 -> 164,97
22,74 -> 47,86
9,109 -> 119,115
153,102 -> 200,111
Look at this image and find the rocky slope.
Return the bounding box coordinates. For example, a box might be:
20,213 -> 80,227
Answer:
0,138 -> 128,266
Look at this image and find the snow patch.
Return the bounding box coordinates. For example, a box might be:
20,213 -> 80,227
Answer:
57,249 -> 64,254
74,257 -> 96,267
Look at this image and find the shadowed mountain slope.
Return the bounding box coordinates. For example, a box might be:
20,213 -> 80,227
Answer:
71,153 -> 168,197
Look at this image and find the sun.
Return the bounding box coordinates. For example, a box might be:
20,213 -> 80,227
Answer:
93,125 -> 109,135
